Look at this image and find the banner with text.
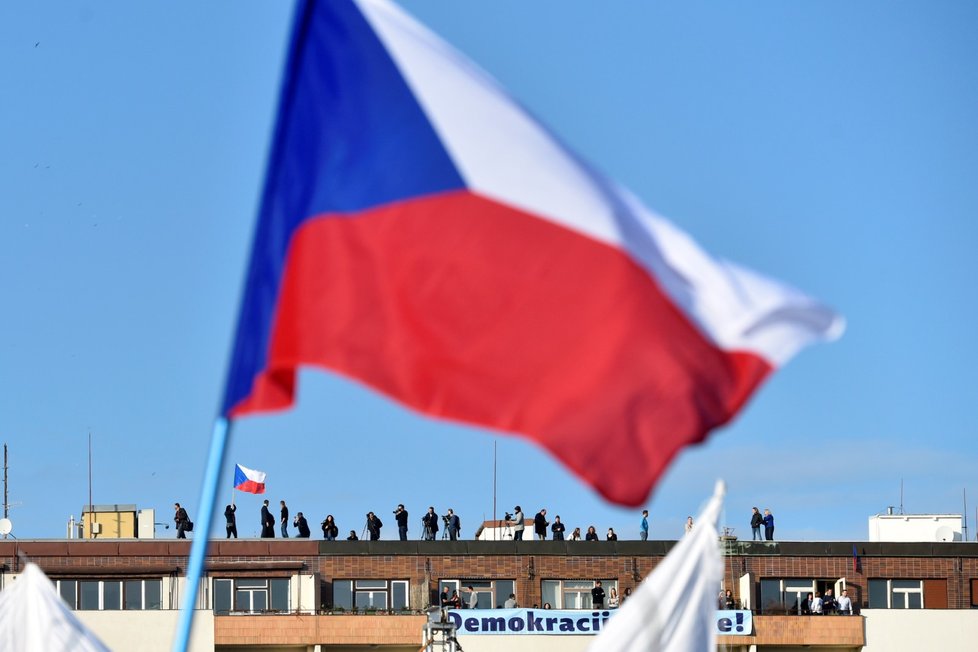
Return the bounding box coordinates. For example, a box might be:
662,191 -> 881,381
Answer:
446,609 -> 753,636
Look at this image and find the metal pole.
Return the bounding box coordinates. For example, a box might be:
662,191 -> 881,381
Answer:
963,489 -> 968,542
492,440 -> 497,541
171,417 -> 233,652
2,443 -> 7,540
88,432 -> 93,539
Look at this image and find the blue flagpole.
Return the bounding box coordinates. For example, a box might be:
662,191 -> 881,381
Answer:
168,5 -> 308,649
171,416 -> 232,652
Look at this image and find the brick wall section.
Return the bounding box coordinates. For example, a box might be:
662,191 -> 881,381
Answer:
728,548 -> 978,609
214,613 -> 863,647
214,614 -> 425,645
724,615 -> 865,646
2,540 -> 976,611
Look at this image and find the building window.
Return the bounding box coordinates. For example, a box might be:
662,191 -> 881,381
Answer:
213,578 -> 289,614
868,579 -> 923,609
332,580 -> 409,611
56,579 -> 162,610
125,579 -> 162,610
440,579 -> 515,609
760,578 -> 814,614
541,580 -> 618,609
758,577 -> 848,614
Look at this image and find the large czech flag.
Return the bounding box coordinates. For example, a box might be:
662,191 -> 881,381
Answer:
221,0 -> 843,506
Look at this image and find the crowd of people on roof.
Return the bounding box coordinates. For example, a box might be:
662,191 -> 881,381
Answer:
173,500 -> 778,543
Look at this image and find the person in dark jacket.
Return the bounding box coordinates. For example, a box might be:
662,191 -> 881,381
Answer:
448,590 -> 462,609
366,512 -> 383,540
551,515 -> 566,541
763,509 -> 775,541
280,500 -> 290,538
445,509 -> 461,540
750,507 -> 763,540
260,500 -> 275,538
394,504 -> 409,541
321,515 -> 338,540
224,504 -> 237,539
591,580 -> 605,608
293,512 -> 311,538
534,509 -> 549,540
174,503 -> 190,539
422,506 -> 439,540
585,525 -> 599,541
822,588 -> 837,615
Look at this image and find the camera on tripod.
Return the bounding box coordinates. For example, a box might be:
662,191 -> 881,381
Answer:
504,512 -> 513,522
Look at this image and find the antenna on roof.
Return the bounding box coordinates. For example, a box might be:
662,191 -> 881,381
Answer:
963,489 -> 969,542
88,432 -> 94,539
492,440 -> 498,542
899,479 -> 904,515
2,443 -> 8,539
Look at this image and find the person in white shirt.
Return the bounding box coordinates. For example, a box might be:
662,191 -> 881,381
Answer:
504,593 -> 517,608
467,586 -> 479,609
810,592 -> 823,614
836,589 -> 853,615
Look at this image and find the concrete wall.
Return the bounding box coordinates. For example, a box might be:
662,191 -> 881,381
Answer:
868,514 -> 963,542
863,609 -> 978,651
77,610 -> 214,652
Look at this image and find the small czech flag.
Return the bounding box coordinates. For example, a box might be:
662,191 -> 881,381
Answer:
233,464 -> 266,495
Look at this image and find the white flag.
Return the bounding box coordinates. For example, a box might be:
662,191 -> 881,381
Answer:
588,481 -> 725,652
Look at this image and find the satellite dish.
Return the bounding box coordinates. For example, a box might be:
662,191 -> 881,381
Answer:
0,518 -> 12,536
935,525 -> 954,542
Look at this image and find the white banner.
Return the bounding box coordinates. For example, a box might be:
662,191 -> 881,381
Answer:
448,609 -> 611,635
715,610 -> 753,635
446,609 -> 753,636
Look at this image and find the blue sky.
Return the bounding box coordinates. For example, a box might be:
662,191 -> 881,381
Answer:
1,1 -> 976,542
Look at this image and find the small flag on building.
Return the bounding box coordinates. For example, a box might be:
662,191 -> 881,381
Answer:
233,464 -> 266,494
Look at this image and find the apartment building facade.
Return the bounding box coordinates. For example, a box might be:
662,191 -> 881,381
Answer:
1,538 -> 977,651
